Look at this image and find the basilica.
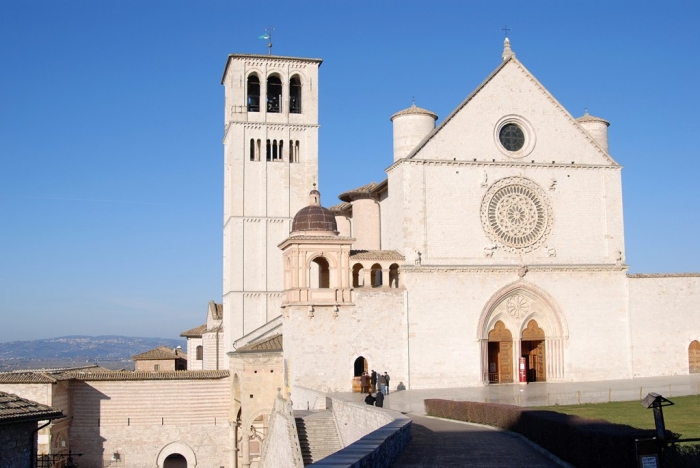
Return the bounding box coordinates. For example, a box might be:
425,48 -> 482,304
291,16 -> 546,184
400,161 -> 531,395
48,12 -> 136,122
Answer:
2,39 -> 699,467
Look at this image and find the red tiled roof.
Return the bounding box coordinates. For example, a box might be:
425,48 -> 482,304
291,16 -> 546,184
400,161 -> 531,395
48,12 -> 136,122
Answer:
0,391 -> 63,424
180,324 -> 206,337
350,250 -> 405,261
236,334 -> 283,353
131,346 -> 187,361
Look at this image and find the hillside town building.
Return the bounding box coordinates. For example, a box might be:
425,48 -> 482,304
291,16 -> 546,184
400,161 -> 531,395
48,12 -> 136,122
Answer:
1,39 -> 699,467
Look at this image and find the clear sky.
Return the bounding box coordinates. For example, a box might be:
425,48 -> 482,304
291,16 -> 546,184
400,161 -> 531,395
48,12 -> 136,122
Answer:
1,1 -> 698,342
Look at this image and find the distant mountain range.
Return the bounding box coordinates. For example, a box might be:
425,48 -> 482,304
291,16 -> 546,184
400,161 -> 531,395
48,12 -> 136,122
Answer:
0,335 -> 186,371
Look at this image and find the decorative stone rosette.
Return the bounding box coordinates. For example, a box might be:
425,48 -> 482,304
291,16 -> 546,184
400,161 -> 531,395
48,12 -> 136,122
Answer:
480,177 -> 553,253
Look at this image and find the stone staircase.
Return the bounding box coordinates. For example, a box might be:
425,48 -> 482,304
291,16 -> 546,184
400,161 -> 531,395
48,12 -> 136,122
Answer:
294,410 -> 342,465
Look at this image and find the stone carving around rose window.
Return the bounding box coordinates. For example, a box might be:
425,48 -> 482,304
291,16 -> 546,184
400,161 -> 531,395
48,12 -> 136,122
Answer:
480,177 -> 553,253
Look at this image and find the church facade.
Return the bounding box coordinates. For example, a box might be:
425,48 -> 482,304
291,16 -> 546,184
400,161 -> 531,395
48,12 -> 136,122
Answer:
2,39 -> 700,468
221,38 -> 700,402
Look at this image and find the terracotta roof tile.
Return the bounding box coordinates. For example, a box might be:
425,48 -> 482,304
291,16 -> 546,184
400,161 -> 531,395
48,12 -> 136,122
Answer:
180,324 -> 206,337
350,250 -> 405,261
0,372 -> 57,384
236,334 -> 283,353
131,346 -> 187,361
0,391 -> 63,424
67,370 -> 229,381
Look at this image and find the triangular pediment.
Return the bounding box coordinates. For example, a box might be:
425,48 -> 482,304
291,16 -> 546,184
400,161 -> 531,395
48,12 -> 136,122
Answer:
406,57 -> 617,166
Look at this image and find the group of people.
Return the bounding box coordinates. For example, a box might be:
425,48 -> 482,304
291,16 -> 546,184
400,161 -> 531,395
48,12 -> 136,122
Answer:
362,369 -> 390,407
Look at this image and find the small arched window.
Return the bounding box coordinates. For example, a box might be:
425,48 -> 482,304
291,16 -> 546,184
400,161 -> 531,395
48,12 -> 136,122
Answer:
370,263 -> 382,287
267,75 -> 282,113
389,264 -> 400,288
311,257 -> 330,288
247,74 -> 260,112
352,263 -> 364,288
196,345 -> 203,360
290,76 -> 302,114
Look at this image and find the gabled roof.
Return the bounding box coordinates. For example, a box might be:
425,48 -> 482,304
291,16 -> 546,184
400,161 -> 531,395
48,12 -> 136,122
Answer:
0,391 -> 63,424
403,53 -> 617,165
131,346 -> 186,361
180,324 -> 206,338
236,334 -> 283,353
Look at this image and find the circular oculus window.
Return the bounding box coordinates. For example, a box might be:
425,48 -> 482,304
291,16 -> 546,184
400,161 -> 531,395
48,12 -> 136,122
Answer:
499,123 -> 525,151
480,177 -> 552,253
494,116 -> 536,158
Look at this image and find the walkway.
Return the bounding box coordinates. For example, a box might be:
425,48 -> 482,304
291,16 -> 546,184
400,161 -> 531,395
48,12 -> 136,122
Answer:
391,415 -> 562,467
329,374 -> 700,467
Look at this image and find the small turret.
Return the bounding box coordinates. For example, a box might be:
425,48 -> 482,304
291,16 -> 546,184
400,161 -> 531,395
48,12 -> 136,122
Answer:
502,37 -> 516,61
577,111 -> 610,153
390,102 -> 437,161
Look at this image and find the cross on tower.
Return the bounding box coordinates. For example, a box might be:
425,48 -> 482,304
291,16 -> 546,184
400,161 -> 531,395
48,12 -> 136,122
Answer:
501,25 -> 511,38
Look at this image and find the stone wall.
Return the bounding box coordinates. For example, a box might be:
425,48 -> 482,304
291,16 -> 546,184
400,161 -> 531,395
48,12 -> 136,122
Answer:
290,386 -> 326,411
314,397 -> 411,468
629,275 -> 700,377
0,421 -> 35,468
259,394 -> 303,468
69,377 -> 231,467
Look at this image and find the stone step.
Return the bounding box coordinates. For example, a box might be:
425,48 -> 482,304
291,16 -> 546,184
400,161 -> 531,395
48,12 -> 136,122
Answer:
295,411 -> 342,466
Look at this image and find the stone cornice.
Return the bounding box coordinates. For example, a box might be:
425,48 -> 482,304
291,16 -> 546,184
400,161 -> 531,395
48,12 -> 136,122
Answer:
223,122 -> 319,140
386,157 -> 622,174
402,264 -> 629,274
628,273 -> 700,278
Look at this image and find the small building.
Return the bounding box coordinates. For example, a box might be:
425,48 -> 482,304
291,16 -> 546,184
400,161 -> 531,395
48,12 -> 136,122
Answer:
132,346 -> 187,372
0,391 -> 63,468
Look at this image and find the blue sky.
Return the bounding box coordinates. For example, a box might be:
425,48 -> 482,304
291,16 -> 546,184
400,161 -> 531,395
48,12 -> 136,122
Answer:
1,1 -> 698,342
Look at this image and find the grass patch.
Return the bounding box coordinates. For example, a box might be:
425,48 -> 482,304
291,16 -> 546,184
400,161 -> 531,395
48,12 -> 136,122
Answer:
535,394 -> 700,439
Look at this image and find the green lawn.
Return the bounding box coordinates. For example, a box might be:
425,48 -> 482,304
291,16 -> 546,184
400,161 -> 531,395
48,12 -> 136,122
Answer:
535,394 -> 700,439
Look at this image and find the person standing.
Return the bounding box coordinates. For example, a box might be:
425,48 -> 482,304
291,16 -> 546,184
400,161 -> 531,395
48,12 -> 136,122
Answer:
378,373 -> 386,395
360,372 -> 370,393
375,390 -> 384,408
370,370 -> 377,393
384,372 -> 391,394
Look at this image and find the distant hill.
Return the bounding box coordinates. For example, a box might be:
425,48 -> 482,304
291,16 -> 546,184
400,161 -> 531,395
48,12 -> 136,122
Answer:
0,335 -> 186,371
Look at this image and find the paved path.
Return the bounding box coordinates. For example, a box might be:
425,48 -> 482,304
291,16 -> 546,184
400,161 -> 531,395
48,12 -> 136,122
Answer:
330,374 -> 700,467
391,415 -> 562,467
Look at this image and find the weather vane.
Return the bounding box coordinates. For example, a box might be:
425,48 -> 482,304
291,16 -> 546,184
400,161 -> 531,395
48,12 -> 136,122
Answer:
258,26 -> 275,55
501,25 -> 511,39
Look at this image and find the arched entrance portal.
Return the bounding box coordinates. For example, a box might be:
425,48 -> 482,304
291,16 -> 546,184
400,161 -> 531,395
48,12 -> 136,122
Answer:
164,454 -> 187,468
352,356 -> 368,392
479,283 -> 568,384
690,341 -> 700,373
487,321 -> 513,383
521,320 -> 546,382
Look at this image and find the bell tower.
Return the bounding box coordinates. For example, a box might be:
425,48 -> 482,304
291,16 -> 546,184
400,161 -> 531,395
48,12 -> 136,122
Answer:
221,54 -> 322,350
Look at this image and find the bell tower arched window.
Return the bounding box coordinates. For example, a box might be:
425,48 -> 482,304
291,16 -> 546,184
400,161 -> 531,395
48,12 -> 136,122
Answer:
247,74 -> 260,112
267,75 -> 282,113
290,76 -> 302,114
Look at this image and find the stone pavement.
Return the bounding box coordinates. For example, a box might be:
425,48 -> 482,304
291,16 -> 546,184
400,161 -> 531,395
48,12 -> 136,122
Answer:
390,415 -> 564,467
329,374 -> 700,467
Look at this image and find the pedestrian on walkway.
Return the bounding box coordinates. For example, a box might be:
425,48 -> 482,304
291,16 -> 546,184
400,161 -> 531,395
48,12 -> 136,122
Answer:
370,370 -> 377,393
375,390 -> 384,408
364,391 -> 376,406
384,372 -> 391,394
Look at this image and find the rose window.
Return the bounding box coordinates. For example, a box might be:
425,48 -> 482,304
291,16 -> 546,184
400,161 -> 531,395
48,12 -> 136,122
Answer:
481,177 -> 553,253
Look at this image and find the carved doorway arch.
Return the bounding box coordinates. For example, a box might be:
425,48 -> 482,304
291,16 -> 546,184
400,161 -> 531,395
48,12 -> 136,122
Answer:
478,282 -> 568,384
